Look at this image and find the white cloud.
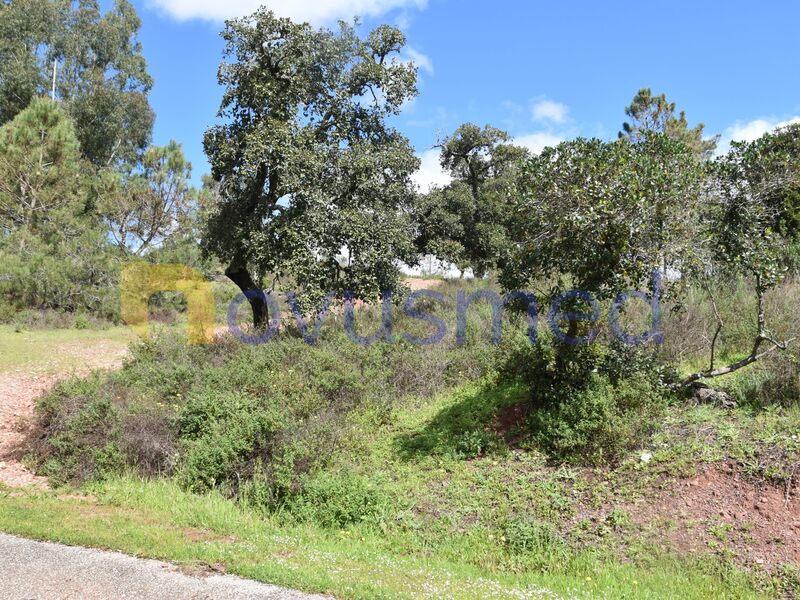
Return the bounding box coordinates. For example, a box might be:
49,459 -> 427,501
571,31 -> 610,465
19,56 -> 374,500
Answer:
405,47 -> 434,76
147,0 -> 427,23
411,148 -> 450,191
513,132 -> 563,155
394,10 -> 413,31
717,116 -> 800,155
531,99 -> 569,124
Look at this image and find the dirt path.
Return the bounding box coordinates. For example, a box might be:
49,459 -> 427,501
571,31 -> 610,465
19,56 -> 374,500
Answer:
0,339 -> 130,487
0,533 -> 327,600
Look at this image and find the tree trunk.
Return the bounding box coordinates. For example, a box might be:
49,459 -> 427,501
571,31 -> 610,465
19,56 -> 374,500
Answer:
225,259 -> 269,329
555,318 -> 581,372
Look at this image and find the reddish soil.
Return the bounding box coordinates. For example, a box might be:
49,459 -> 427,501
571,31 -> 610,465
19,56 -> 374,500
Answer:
491,402 -> 531,445
0,341 -> 129,488
614,462 -> 800,570
492,402 -> 800,570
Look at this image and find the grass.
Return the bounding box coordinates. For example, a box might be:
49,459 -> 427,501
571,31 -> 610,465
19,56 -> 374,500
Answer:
2,373 -> 779,598
0,324 -> 135,373
0,477 -> 766,600
643,401 -> 800,484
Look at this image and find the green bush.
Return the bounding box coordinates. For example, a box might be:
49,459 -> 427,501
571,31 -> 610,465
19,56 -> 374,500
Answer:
30,299 -> 674,488
0,227 -> 121,322
503,337 -> 670,465
30,300 -> 506,495
33,378 -> 126,485
175,390 -> 282,493
529,371 -> 667,466
503,515 -> 565,556
286,469 -> 389,529
454,429 -> 500,459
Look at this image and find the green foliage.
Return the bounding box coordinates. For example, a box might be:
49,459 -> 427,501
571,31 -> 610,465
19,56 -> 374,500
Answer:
529,370 -> 667,465
0,0 -> 59,123
144,175 -> 222,276
415,123 -> 527,277
31,311 -> 502,494
765,132 -> 800,244
175,391 -> 281,494
97,140 -> 194,256
666,125 -> 800,384
502,515 -> 566,561
453,429 -> 500,459
0,101 -> 121,318
716,352 -> 800,408
203,10 -> 421,320
503,132 -> 705,302
0,226 -> 121,319
19,298 -> 800,597
0,89 -> 202,324
711,124 -> 800,286
34,377 -> 126,485
396,381 -> 523,459
619,88 -> 718,159
0,97 -> 86,234
286,469 -> 389,528
438,124 -> 526,193
0,0 -> 154,166
505,338 -> 671,465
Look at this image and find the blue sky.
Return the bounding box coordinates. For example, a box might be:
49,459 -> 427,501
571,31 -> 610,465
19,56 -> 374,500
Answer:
128,0 -> 800,187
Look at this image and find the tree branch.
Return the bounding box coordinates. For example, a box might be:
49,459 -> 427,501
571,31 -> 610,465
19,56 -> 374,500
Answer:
678,277 -> 796,387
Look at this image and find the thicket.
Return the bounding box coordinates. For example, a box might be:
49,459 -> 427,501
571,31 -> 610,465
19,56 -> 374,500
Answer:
30,290 -> 501,496
26,280 -> 800,530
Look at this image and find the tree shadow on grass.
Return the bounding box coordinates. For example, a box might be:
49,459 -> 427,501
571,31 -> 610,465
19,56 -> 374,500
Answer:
394,381 -> 531,460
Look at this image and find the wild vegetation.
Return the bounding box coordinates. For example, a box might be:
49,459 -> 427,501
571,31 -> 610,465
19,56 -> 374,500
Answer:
2,2 -> 800,599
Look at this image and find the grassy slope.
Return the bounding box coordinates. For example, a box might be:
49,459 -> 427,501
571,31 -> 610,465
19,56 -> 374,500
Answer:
0,476 -> 759,600
1,315 -> 794,599
0,368 -> 767,599
0,456 -> 765,599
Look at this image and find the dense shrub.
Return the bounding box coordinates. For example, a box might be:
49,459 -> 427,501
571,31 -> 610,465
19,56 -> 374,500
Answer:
120,409 -> 176,476
285,469 -> 390,528
30,298 -> 505,501
32,377 -> 127,485
175,390 -> 282,493
529,370 -> 667,465
500,335 -> 671,465
29,274 -> 689,493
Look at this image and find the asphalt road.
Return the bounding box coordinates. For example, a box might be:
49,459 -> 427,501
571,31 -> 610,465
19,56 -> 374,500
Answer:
0,533 -> 328,600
